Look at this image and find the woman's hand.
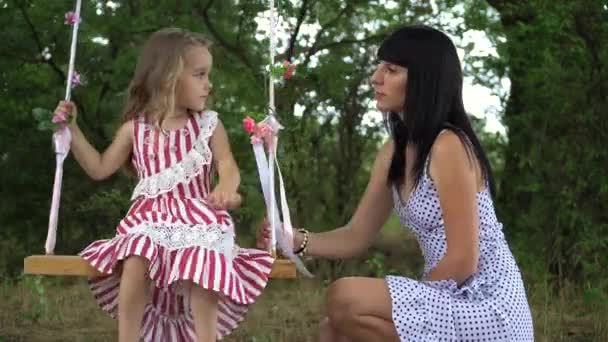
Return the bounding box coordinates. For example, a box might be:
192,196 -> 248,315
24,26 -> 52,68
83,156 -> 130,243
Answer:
255,218 -> 271,249
255,217 -> 304,251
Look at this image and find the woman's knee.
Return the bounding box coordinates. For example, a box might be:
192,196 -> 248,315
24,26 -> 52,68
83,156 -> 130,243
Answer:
326,278 -> 359,328
319,316 -> 354,342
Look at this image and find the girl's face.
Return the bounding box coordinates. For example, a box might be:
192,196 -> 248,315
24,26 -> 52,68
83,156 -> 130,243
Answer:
175,45 -> 212,114
370,61 -> 407,113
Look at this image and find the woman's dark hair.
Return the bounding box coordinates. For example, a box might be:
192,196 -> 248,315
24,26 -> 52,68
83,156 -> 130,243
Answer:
378,25 -> 495,196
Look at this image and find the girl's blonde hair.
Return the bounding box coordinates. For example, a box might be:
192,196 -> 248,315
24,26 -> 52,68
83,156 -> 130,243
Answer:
122,27 -> 211,124
122,28 -> 211,175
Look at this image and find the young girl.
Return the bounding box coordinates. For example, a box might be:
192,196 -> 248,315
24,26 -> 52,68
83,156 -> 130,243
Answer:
54,28 -> 274,342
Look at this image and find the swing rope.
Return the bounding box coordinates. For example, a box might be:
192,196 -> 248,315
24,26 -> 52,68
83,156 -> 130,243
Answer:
249,0 -> 313,277
31,0 -> 302,279
45,0 -> 81,255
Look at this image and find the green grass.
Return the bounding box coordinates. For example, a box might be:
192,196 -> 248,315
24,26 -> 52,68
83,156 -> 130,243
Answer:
1,216 -> 606,341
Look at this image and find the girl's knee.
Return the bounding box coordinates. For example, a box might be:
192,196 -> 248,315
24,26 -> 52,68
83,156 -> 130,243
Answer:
124,255 -> 149,268
121,256 -> 149,280
191,285 -> 219,301
179,279 -> 194,291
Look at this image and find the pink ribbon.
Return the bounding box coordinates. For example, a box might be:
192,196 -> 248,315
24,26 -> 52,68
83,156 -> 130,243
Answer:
248,115 -> 312,277
45,127 -> 72,254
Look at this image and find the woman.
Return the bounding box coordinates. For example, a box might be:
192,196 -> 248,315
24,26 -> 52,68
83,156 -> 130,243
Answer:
260,25 -> 533,341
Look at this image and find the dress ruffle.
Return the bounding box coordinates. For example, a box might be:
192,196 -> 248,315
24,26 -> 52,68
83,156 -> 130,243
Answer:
81,232 -> 274,340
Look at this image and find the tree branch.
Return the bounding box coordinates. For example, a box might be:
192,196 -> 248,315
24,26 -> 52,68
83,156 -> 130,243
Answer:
17,2 -> 65,81
485,0 -> 534,26
306,33 -> 386,59
236,2 -> 245,45
127,0 -> 138,17
195,0 -> 256,73
303,2 -> 353,64
286,0 -> 311,61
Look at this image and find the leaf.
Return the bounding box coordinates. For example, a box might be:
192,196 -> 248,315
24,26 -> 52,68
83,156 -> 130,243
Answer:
32,107 -> 53,121
36,121 -> 55,131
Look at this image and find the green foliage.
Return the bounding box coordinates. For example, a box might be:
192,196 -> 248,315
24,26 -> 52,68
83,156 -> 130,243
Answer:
364,252 -> 401,278
472,0 -> 608,289
21,276 -> 50,323
32,108 -> 55,131
0,0 -> 425,277
1,2 -> 605,328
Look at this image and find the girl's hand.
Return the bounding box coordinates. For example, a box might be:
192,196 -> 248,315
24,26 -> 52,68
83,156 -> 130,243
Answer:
53,100 -> 77,129
208,186 -> 241,209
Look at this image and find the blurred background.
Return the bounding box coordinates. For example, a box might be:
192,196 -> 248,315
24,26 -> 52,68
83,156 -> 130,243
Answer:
1,0 -> 606,340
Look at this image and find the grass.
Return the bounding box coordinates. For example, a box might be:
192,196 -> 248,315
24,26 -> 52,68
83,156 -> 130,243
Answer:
1,216 -> 606,341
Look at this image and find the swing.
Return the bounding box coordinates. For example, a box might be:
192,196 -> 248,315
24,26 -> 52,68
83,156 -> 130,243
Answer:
23,0 -> 311,280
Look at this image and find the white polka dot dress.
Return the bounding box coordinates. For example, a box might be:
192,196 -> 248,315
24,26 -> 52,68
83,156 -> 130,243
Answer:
387,163 -> 534,341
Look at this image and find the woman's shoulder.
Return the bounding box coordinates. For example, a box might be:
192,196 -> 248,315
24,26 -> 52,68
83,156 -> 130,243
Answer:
432,129 -> 464,155
378,139 -> 395,162
428,129 -> 481,184
381,139 -> 394,152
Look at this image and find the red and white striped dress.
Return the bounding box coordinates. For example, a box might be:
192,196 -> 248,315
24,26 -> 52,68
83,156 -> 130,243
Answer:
79,110 -> 274,340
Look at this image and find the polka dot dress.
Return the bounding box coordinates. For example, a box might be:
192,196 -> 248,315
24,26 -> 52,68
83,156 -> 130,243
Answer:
387,162 -> 534,341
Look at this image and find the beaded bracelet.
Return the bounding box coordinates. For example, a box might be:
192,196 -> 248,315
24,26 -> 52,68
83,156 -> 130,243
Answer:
294,228 -> 309,257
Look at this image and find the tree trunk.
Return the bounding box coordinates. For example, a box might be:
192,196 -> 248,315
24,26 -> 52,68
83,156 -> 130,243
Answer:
487,0 -> 608,285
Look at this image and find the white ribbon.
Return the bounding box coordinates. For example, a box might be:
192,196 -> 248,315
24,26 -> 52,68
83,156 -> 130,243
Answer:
251,119 -> 313,277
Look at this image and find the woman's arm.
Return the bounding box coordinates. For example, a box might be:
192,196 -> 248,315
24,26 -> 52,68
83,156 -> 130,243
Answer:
425,131 -> 480,284
300,141 -> 395,259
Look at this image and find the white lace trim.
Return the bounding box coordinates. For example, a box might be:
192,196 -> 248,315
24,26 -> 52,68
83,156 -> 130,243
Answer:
131,111 -> 218,200
126,222 -> 235,254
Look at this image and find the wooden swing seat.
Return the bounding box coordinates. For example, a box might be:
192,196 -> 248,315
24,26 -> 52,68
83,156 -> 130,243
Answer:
24,255 -> 296,278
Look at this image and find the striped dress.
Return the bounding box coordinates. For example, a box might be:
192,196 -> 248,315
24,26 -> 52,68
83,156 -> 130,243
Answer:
79,110 -> 274,340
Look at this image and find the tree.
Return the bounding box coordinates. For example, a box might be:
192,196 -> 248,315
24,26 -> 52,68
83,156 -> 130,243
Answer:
0,0 -> 441,276
482,0 -> 608,285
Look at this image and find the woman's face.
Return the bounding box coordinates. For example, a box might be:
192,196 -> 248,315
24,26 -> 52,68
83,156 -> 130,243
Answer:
370,61 -> 407,113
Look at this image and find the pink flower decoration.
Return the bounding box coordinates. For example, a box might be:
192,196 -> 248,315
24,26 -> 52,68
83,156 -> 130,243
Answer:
244,116 -> 278,147
243,116 -> 256,134
255,123 -> 272,138
64,11 -> 81,25
52,111 -> 68,124
70,72 -> 81,88
282,61 -> 296,80
254,122 -> 275,146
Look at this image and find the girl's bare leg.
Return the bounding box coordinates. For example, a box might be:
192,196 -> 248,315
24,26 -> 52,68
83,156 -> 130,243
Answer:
191,285 -> 219,342
118,256 -> 150,342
